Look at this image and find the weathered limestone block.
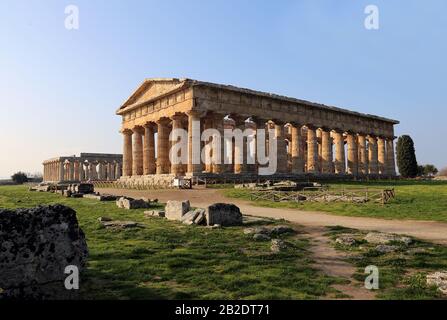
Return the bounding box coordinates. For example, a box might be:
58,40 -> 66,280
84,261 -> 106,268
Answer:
99,220 -> 142,229
364,232 -> 412,245
335,235 -> 357,246
427,271 -> 447,295
0,205 -> 88,299
165,200 -> 190,221
144,210 -> 165,218
83,193 -> 117,201
205,203 -> 242,226
116,197 -> 151,209
180,208 -> 206,225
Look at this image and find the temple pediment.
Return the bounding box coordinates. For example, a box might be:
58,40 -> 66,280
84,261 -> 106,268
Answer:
118,78 -> 188,112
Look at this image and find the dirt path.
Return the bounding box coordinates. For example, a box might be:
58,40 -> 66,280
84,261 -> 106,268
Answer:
302,226 -> 376,300
98,187 -> 447,245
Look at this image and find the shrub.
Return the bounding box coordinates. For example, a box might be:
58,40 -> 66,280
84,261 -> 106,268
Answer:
11,172 -> 29,184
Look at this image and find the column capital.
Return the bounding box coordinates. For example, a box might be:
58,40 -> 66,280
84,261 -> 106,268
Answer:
132,125 -> 144,134
186,110 -> 205,118
155,117 -> 171,125
143,121 -> 156,129
121,128 -> 133,135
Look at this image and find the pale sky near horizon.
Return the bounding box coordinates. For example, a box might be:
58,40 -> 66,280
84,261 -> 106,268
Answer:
0,0 -> 446,178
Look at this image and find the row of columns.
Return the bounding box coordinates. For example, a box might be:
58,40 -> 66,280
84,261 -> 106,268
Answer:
122,113 -> 396,177
43,160 -> 122,182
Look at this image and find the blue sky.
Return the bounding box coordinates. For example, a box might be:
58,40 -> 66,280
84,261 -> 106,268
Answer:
0,0 -> 446,177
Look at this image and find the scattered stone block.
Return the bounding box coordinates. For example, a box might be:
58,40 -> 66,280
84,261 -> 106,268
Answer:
71,193 -> 84,198
100,220 -> 142,229
165,200 -> 190,221
181,210 -> 201,224
375,244 -> 399,254
0,205 -> 88,299
271,239 -> 288,253
427,271 -> 447,295
205,203 -> 242,227
116,197 -> 151,209
193,209 -> 206,225
364,232 -> 412,245
335,235 -> 357,246
144,210 -> 165,218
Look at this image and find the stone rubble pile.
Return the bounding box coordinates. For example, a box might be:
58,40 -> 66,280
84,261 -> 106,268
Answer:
0,205 -> 88,299
426,271 -> 447,295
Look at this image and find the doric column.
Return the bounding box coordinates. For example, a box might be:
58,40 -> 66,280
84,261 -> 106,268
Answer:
244,121 -> 257,174
307,125 -> 319,173
321,129 -> 333,174
347,133 -> 358,175
170,115 -> 186,176
274,121 -> 288,174
143,123 -> 156,175
69,161 -> 75,181
368,136 -> 379,175
202,116 -> 213,173
115,162 -> 122,179
132,126 -> 144,176
90,162 -> 98,180
234,119 -> 247,174
187,111 -> 202,174
122,129 -> 133,177
78,162 -> 85,181
107,163 -> 114,180
212,115 -> 225,174
333,131 -> 346,174
59,161 -> 65,182
386,138 -> 396,175
358,134 -> 368,175
73,161 -> 79,181
290,123 -> 304,174
98,162 -> 104,180
378,137 -> 386,175
156,118 -> 170,174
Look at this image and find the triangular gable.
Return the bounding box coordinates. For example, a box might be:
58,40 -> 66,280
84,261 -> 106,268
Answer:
118,78 -> 188,111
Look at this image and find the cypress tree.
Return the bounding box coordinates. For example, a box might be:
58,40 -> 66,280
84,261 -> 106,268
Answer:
396,135 -> 418,178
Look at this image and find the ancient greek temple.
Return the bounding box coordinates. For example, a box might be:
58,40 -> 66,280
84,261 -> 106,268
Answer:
116,78 -> 399,186
43,153 -> 123,183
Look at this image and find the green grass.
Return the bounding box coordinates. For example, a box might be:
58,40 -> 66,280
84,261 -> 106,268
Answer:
224,180 -> 447,221
0,185 -> 341,300
326,226 -> 447,300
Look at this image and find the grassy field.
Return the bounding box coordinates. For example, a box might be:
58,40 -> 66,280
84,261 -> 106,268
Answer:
326,226 -> 447,300
0,185 -> 341,300
224,180 -> 447,222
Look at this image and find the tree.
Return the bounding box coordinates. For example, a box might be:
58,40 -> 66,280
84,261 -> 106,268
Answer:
423,164 -> 438,176
11,172 -> 29,184
396,135 -> 418,178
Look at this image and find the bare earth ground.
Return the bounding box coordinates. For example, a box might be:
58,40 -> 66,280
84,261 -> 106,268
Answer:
97,187 -> 447,300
